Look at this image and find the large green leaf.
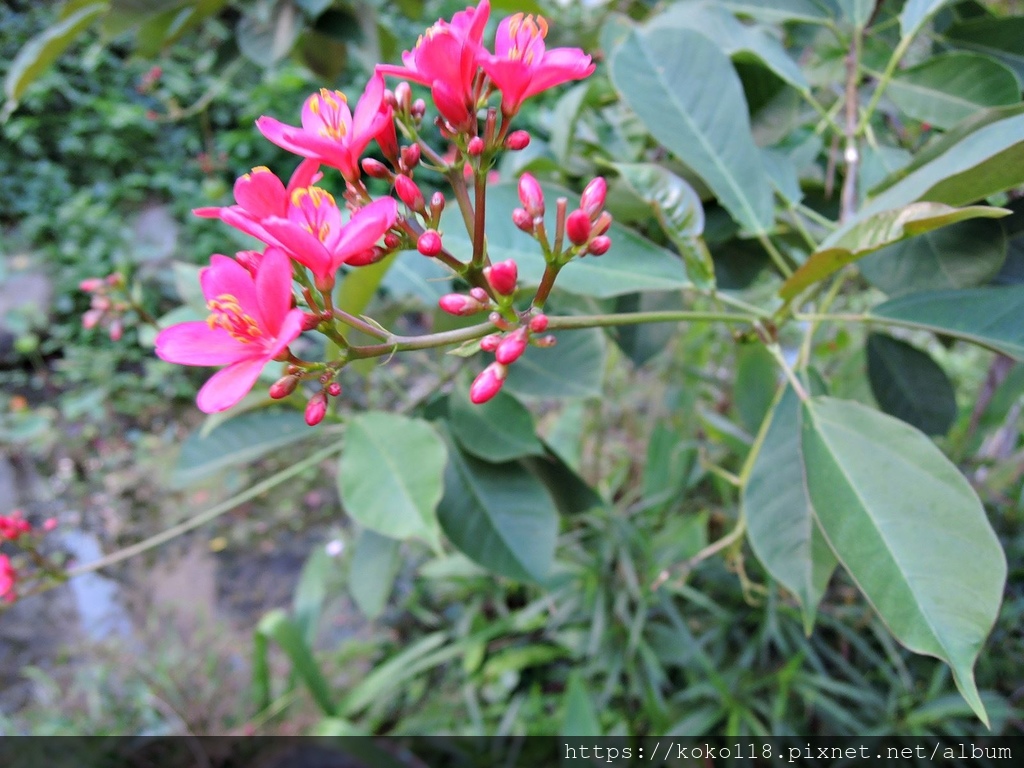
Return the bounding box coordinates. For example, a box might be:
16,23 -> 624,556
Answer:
170,409 -> 316,488
504,328 -> 607,401
734,344 -> 778,435
837,0 -> 875,28
254,609 -> 336,716
858,217 -> 1007,296
718,0 -> 832,24
888,53 -> 1020,131
338,412 -> 447,547
4,3 -> 108,105
800,397 -> 1005,725
863,105 -> 1024,217
869,286 -> 1024,360
900,0 -> 954,39
437,435 -> 558,583
655,2 -> 809,91
443,183 -> 689,298
561,672 -> 602,736
449,386 -> 545,463
779,202 -> 1008,299
866,333 -> 957,435
945,16 -> 1024,85
348,528 -> 401,619
744,384 -> 835,634
608,25 -> 775,235
613,162 -> 714,289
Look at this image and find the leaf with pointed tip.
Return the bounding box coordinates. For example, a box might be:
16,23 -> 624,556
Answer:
504,328 -> 607,401
348,529 -> 401,619
719,0 -> 832,24
945,16 -> 1024,85
801,397 -> 1005,726
609,26 -> 775,235
866,333 -> 957,435
449,386 -> 545,463
869,286 -> 1024,360
779,202 -> 1009,299
900,0 -> 954,39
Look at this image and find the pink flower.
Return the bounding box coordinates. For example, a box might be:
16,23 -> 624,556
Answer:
0,514 -> 31,541
260,192 -> 398,285
256,76 -> 391,181
193,159 -> 321,243
0,555 -> 16,603
155,248 -> 305,413
480,13 -> 594,115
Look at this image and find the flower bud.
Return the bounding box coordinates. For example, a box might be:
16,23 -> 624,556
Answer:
565,209 -> 592,246
488,311 -> 513,330
384,88 -> 398,109
469,287 -> 489,303
430,192 -> 446,217
401,144 -> 421,169
327,382 -> 342,397
79,277 -> 104,292
383,232 -> 402,249
580,177 -> 607,219
529,313 -> 549,333
395,175 -> 425,212
512,207 -> 534,234
394,82 -> 412,113
361,158 -> 391,179
439,293 -> 484,316
417,230 -> 442,256
587,235 -> 611,256
412,98 -> 426,119
82,309 -> 103,330
43,518 -> 58,532
505,130 -> 530,150
302,312 -> 322,331
346,246 -> 386,266
484,259 -> 518,295
269,375 -> 299,399
108,320 -> 123,342
305,392 -> 328,426
518,173 -> 545,218
470,362 -> 508,404
479,333 -> 501,352
533,334 -> 557,348
591,212 -> 612,238
495,328 -> 528,365
467,136 -> 485,156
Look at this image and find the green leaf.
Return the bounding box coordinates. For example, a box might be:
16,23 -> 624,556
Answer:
744,383 -> 835,634
171,261 -> 206,313
837,0 -> 875,28
945,16 -> 1024,85
336,253 -> 395,318
888,53 -> 1020,131
612,291 -> 686,366
900,0 -> 953,39
642,422 -> 695,515
520,451 -> 604,516
858,217 -> 1007,296
437,435 -> 558,583
236,0 -> 300,66
866,333 -> 957,435
734,344 -> 778,435
503,328 -> 607,401
348,529 -> 401,619
864,104 -> 1024,216
870,285 -> 1024,360
338,412 -> 447,547
449,386 -> 545,463
561,672 -> 602,736
613,162 -> 714,289
4,3 -> 108,105
608,26 -> 775,235
380,251 -> 450,305
779,202 -> 1009,299
718,0 -> 832,24
801,397 -> 1005,725
656,2 -> 809,91
293,546 -> 334,645
441,183 -> 690,298
170,410 -> 316,488
550,83 -> 590,165
255,609 -> 336,716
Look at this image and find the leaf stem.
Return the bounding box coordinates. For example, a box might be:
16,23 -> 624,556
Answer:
757,233 -> 794,278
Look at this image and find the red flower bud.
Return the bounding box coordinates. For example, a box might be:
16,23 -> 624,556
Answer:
305,392 -> 328,426
106,272 -> 125,287
327,382 -> 342,397
479,333 -> 501,352
269,375 -> 299,399
469,287 -> 489,303
488,311 -> 513,330
439,293 -> 484,316
108,320 -> 123,341
43,518 -> 58,532
417,230 -> 442,256
529,313 -> 549,333
565,209 -> 592,246
588,235 -> 611,256
79,277 -> 104,292
517,173 -> 545,218
395,82 -> 412,113
430,192 -> 446,216
580,176 -> 607,219
512,207 -> 534,233
467,136 -> 485,156
302,312 -> 322,331
401,144 -> 421,169
346,246 -> 386,266
470,362 -> 508,404
395,175 -> 425,212
383,232 -> 402,249
361,158 -> 391,179
533,334 -> 557,348
484,259 -> 518,295
591,211 -> 613,237
495,328 -> 528,365
505,130 -> 530,150
412,98 -> 426,119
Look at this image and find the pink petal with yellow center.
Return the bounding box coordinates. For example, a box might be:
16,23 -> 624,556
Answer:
196,357 -> 267,413
233,168 -> 287,218
155,322 -> 250,366
286,158 -> 322,192
265,308 -> 306,360
201,255 -> 263,327
255,246 -> 295,334
330,197 -> 398,269
261,218 -> 333,280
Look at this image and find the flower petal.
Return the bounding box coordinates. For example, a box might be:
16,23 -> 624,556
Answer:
265,308 -> 306,360
196,357 -> 267,413
155,322 -> 248,366
201,255 -> 262,325
255,246 -> 295,334
234,168 -> 287,218
330,197 -> 397,267
261,218 -> 333,280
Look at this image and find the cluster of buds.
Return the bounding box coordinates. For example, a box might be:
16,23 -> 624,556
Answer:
513,174 -> 612,259
79,272 -> 128,341
0,511 -> 60,605
269,367 -> 344,427
565,177 -> 612,256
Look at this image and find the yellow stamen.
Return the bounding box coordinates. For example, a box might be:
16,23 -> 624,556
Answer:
206,294 -> 262,342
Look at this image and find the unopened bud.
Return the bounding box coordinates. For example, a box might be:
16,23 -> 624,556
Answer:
395,175 -> 425,212
565,209 -> 592,246
384,88 -> 398,109
361,158 -> 391,179
107,272 -> 125,287
43,518 -> 58,532
467,136 -> 485,156
384,232 -> 402,249
479,333 -> 501,352
79,277 -> 104,292
580,176 -> 607,219
411,98 -> 426,119
484,259 -> 518,295
529,313 -> 549,333
512,207 -> 534,233
395,82 -> 412,113
588,235 -> 611,256
592,211 -> 613,237
439,293 -> 484,316
305,392 -> 328,426
517,173 -> 545,218
82,309 -> 103,330
346,246 -> 386,266
505,130 -> 530,150
108,320 -> 123,341
327,382 -> 342,397
302,313 -> 322,331
469,362 -> 508,404
469,287 -> 489,303
417,230 -> 442,256
401,144 -> 421,169
534,334 -> 557,348
488,311 -> 513,330
270,375 -> 299,399
495,328 -> 528,365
